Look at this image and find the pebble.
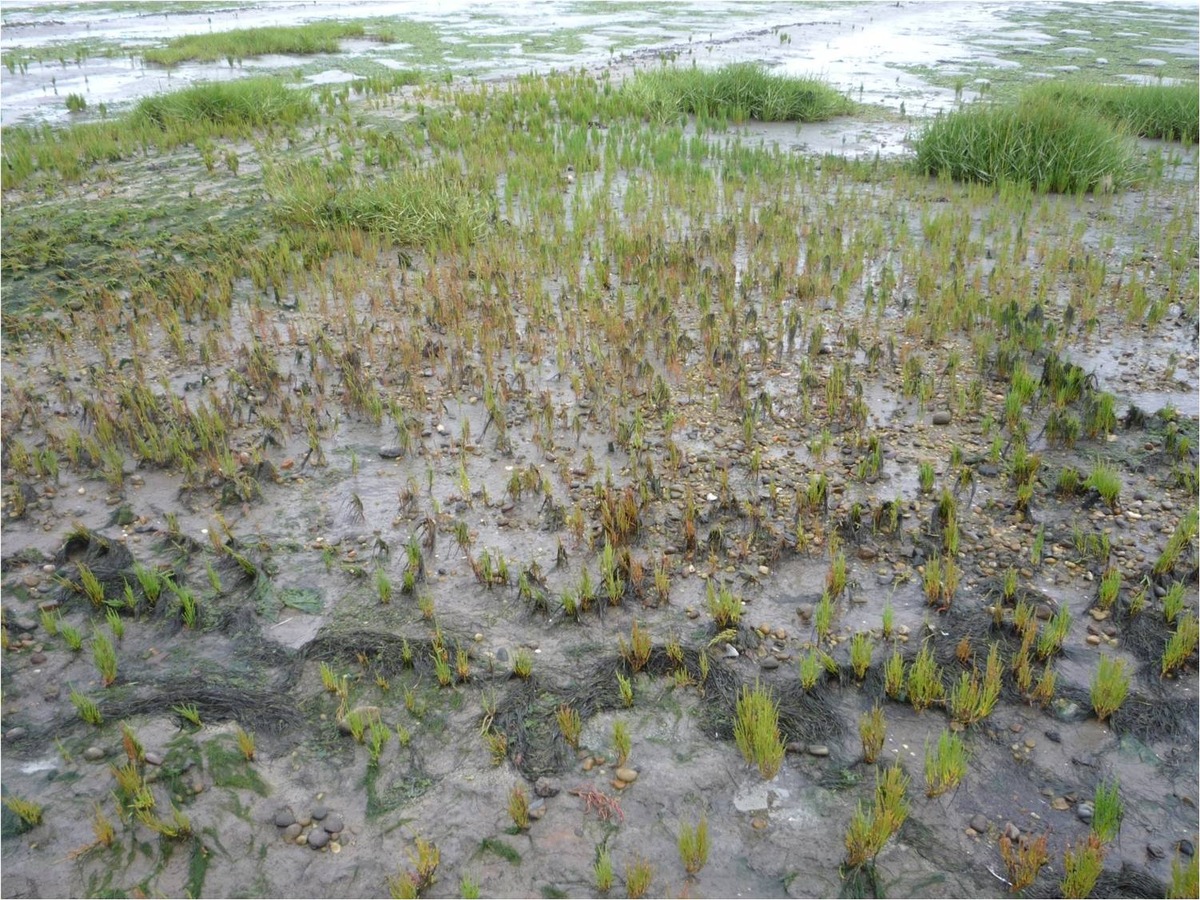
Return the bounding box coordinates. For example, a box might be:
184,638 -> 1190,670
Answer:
1147,843 -> 1165,860
311,803 -> 329,821
274,808 -> 296,828
535,777 -> 560,798
283,824 -> 302,842
751,816 -> 768,830
1086,635 -> 1101,645
582,757 -> 594,772
760,657 -> 779,671
1077,802 -> 1094,824
806,744 -> 830,757
323,813 -> 344,834
83,746 -> 106,762
528,799 -> 546,820
932,411 -> 952,426
723,644 -> 739,659
970,814 -> 989,833
615,767 -> 638,784
611,779 -> 627,791
308,828 -> 331,850
1051,797 -> 1070,811
295,811 -> 312,827
1178,839 -> 1195,858
144,751 -> 164,766
1004,822 -> 1021,841
29,652 -> 46,664
4,727 -> 26,743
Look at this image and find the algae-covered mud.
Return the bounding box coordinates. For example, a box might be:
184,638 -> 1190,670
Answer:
1,2 -> 1198,899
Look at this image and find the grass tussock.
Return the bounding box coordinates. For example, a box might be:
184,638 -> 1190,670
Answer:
913,97 -> 1136,193
144,22 -> 372,66
624,63 -> 852,124
132,78 -> 316,131
267,163 -> 491,248
2,77 -> 315,190
1023,81 -> 1199,143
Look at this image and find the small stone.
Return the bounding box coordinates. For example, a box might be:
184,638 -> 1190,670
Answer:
331,842 -> 342,854
806,744 -> 830,757
308,828 -> 331,849
1045,730 -> 1061,744
534,777 -> 559,798
611,779 -> 628,791
1178,839 -> 1195,858
615,767 -> 638,784
295,811 -> 313,827
283,823 -> 302,842
494,647 -> 509,664
528,799 -> 546,820
323,813 -> 344,834
295,835 -> 307,846
751,815 -> 768,830
970,814 -> 989,833
1024,739 -> 1036,749
1009,723 -> 1024,734
582,757 -> 595,772
965,827 -> 978,837
932,411 -> 952,426
1147,843 -> 1165,860
796,604 -> 813,622
1004,822 -> 1021,842
29,652 -> 46,664
1077,802 -> 1094,824
723,644 -> 739,659
760,657 -> 780,671
144,751 -> 164,766
311,803 -> 329,821
1051,797 -> 1070,811
1086,634 -> 1102,645
83,746 -> 106,762
274,808 -> 296,828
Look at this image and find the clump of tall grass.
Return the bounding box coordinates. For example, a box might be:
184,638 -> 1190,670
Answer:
267,162 -> 491,248
623,63 -> 852,125
144,22 -> 372,66
2,77 -> 317,189
1023,81 -> 1198,143
133,78 -> 315,131
913,97 -> 1136,193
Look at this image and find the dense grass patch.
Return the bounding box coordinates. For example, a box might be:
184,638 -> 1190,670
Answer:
131,77 -> 315,130
1022,81 -> 1199,144
1,77 -> 314,190
267,163 -> 492,248
144,22 -> 373,66
623,63 -> 853,124
913,98 -> 1136,193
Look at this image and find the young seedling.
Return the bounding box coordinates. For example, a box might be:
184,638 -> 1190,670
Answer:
858,703 -> 886,763
678,815 -> 709,876
1090,777 -> 1122,843
924,729 -> 968,797
733,681 -> 784,779
624,856 -> 653,899
1090,654 -> 1129,722
508,784 -> 530,831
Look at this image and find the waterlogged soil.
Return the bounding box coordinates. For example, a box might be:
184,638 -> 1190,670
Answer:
2,4 -> 1199,900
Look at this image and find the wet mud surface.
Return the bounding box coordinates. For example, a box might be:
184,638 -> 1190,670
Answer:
1,2 -> 1199,899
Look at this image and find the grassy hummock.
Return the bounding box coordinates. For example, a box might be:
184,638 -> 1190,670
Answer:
913,97 -> 1136,193
623,63 -> 853,124
132,77 -> 316,130
1022,81 -> 1199,144
144,22 -> 373,66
